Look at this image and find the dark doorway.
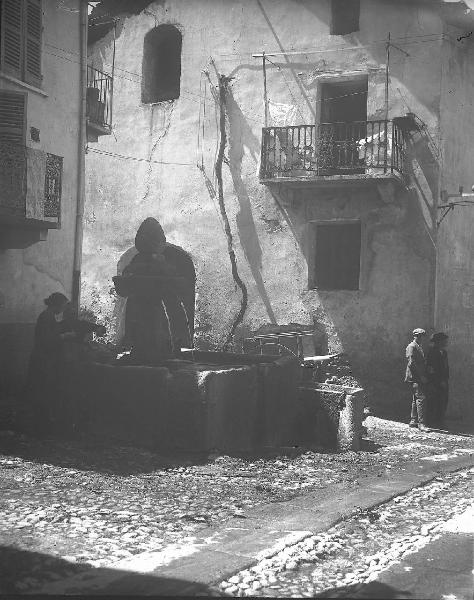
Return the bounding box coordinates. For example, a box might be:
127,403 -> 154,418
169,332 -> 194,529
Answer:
319,78 -> 368,174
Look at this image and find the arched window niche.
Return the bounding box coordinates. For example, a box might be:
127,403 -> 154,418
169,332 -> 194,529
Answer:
141,25 -> 182,104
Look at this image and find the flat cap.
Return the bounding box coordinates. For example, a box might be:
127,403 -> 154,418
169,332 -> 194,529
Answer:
412,328 -> 426,336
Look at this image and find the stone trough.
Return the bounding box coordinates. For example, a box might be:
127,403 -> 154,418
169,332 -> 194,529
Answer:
61,353 -> 364,453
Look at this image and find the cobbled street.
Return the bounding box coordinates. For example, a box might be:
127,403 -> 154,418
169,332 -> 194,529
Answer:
219,468 -> 473,597
0,417 -> 472,595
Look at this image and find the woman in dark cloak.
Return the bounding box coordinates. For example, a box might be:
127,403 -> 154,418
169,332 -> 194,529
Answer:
23,293 -> 106,435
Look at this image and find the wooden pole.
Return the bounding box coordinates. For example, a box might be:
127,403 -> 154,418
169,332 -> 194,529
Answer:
385,32 -> 390,122
263,51 -> 269,127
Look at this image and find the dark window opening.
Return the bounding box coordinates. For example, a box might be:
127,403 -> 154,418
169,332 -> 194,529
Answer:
311,222 -> 361,290
330,0 -> 360,35
319,77 -> 367,174
142,24 -> 182,104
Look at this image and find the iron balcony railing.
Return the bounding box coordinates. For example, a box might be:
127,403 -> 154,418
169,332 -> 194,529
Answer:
86,65 -> 113,131
260,120 -> 406,180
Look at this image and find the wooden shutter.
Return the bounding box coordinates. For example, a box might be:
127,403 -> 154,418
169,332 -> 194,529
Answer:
0,90 -> 27,216
0,90 -> 26,143
1,0 -> 23,78
25,0 -> 42,86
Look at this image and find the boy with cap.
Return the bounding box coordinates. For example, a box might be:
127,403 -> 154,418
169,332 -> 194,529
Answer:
405,328 -> 430,431
426,332 -> 449,428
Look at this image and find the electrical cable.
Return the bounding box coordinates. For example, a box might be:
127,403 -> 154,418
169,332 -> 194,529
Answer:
87,147 -> 193,166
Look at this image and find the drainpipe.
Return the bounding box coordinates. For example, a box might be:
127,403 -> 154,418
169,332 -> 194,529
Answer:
72,0 -> 88,315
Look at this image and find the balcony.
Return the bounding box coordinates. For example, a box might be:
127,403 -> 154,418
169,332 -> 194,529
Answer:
86,65 -> 113,141
0,141 -> 62,243
259,120 -> 407,186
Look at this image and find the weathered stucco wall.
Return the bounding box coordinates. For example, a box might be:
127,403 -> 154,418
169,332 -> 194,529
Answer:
0,1 -> 81,395
437,31 -> 474,422
84,0 -> 443,416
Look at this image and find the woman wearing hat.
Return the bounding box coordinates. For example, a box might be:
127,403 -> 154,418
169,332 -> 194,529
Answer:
426,332 -> 450,429
23,293 -> 105,435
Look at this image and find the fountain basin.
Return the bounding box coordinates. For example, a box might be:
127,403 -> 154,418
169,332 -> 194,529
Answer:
61,351 -> 300,453
58,352 -> 365,453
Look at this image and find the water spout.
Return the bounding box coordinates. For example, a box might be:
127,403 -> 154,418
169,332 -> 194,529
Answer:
179,299 -> 195,362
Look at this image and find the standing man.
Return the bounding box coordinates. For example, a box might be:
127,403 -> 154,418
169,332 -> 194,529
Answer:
405,328 -> 430,432
426,332 -> 450,429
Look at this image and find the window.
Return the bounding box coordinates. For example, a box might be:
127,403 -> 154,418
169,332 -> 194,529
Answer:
0,0 -> 42,87
0,89 -> 26,143
330,0 -> 360,35
142,25 -> 182,104
311,222 -> 361,290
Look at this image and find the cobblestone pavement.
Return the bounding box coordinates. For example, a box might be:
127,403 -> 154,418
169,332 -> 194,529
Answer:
219,468 -> 474,597
0,417 -> 472,594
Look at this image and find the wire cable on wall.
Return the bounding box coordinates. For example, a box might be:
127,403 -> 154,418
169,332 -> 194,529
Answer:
87,147 -> 193,166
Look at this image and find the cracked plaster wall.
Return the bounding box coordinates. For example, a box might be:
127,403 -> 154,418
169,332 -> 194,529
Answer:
84,0 -> 442,415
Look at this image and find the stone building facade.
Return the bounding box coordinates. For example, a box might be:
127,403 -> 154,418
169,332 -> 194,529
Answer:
84,0 -> 474,423
0,0 -> 98,402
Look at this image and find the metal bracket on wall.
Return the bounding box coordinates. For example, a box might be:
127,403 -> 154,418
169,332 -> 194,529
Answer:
437,186 -> 474,228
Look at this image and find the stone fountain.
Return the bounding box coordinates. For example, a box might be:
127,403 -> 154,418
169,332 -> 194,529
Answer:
58,218 -> 364,453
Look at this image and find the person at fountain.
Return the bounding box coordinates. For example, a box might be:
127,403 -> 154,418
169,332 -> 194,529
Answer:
426,332 -> 449,429
22,293 -> 108,435
23,293 -> 76,433
405,328 -> 430,432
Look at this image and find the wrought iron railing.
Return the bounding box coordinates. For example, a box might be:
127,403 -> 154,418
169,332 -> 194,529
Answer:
44,153 -> 63,219
86,65 -> 113,130
260,120 -> 406,180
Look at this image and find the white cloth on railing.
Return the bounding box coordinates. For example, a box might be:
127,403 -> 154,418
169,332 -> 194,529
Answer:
267,100 -> 299,127
358,128 -> 392,162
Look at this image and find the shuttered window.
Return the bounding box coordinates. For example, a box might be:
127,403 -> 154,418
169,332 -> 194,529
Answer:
0,90 -> 26,143
0,0 -> 42,87
311,222 -> 361,290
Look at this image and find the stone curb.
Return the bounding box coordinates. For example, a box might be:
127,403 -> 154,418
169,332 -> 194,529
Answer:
38,449 -> 473,596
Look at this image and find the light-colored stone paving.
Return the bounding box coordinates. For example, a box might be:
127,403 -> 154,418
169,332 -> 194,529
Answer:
219,468 -> 473,597
0,418 -> 471,594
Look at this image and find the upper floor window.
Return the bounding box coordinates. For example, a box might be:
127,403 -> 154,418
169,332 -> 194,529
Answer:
330,0 -> 360,35
0,0 -> 43,87
142,24 -> 182,104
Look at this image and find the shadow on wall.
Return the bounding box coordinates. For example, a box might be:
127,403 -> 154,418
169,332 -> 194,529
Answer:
0,545 -> 220,596
225,88 -> 277,325
113,242 -> 196,348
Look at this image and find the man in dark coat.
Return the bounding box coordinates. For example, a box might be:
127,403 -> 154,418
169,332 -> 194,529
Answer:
405,328 -> 430,431
426,332 -> 449,428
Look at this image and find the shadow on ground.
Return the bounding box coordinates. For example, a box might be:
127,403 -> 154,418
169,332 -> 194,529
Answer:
315,581 -> 412,598
0,431 -> 341,476
0,545 -> 221,596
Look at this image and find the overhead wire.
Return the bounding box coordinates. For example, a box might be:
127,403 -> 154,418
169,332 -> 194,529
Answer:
87,147 -> 193,166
